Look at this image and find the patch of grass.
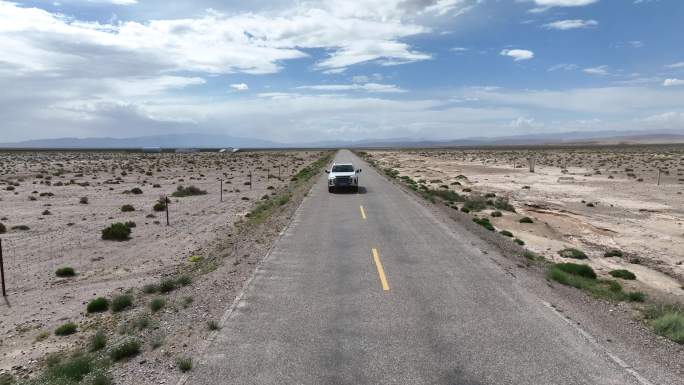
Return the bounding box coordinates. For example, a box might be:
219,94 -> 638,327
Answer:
554,263 -> 597,279
558,247 -> 588,260
547,264 -> 635,302
609,269 -> 636,280
176,274 -> 192,286
42,353 -> 98,383
55,322 -> 77,336
55,267 -> 76,277
158,278 -> 177,293
111,294 -> 133,312
519,216 -> 534,223
176,356 -> 193,373
89,330 -> 107,352
172,185 -> 207,197
627,291 -> 646,302
189,255 -> 203,263
150,297 -> 166,312
101,223 -> 131,241
109,339 -> 141,361
604,249 -> 624,258
207,320 -> 220,331
11,225 -> 30,231
86,297 -> 110,313
472,217 -> 495,231
142,284 -> 159,294
0,373 -> 13,385
644,304 -> 684,344
514,238 -> 525,246
492,197 -> 516,212
463,195 -> 487,212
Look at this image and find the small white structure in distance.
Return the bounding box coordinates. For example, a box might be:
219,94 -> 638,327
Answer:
218,147 -> 234,153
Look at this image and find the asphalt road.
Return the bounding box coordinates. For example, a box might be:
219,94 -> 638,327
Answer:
186,150 -> 654,385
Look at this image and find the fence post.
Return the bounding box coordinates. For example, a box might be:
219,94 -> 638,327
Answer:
220,179 -> 223,202
165,196 -> 170,226
0,238 -> 6,297
657,169 -> 661,186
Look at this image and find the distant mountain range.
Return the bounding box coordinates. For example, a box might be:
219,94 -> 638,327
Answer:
2,130 -> 684,149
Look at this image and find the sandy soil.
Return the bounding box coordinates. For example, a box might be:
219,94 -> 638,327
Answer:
0,150 -> 322,373
367,146 -> 684,301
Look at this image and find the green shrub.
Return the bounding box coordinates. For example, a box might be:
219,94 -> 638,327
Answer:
490,211 -> 502,217
176,275 -> 192,286
150,297 -> 165,312
0,223 -> 6,234
609,269 -> 636,280
627,291 -> 646,302
558,248 -> 588,259
101,223 -> 131,241
109,339 -> 141,361
177,356 -> 193,372
130,187 -> 143,195
473,217 -> 495,231
87,297 -> 110,313
514,238 -> 525,246
159,278 -> 177,293
463,196 -> 487,212
153,199 -> 168,212
111,294 -> 133,312
142,284 -> 159,294
492,197 -> 516,212
604,249 -> 623,258
89,330 -> 107,352
645,305 -> 684,344
55,267 -> 76,277
121,204 -> 135,212
554,263 -> 597,279
519,217 -> 534,223
207,320 -> 220,331
55,322 -> 77,336
172,185 -> 207,197
499,230 -> 513,237
44,353 -> 94,382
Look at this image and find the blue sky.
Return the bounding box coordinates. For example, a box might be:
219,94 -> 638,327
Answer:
1,0 -> 683,143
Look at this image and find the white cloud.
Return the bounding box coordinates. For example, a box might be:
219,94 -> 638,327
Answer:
0,0 -> 469,78
583,65 -> 610,76
641,111 -> 684,129
665,62 -> 684,69
542,19 -> 598,30
500,49 -> 534,61
548,63 -> 578,71
529,0 -> 599,12
296,83 -> 406,93
230,83 -> 249,91
663,78 -> 684,87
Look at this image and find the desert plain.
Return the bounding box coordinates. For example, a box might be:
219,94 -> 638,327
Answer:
366,145 -> 684,301
0,149 -> 323,376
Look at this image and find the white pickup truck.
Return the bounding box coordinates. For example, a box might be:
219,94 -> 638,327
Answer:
326,163 -> 362,192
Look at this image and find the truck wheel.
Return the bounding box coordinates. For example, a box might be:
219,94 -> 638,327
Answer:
328,186 -> 334,193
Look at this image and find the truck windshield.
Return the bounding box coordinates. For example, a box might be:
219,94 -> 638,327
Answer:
332,165 -> 354,172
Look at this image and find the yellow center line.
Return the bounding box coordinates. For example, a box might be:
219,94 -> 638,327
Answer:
372,248 -> 390,291
359,205 -> 367,220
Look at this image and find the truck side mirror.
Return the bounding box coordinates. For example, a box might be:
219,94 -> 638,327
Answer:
356,169 -> 362,173
325,170 -> 330,174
